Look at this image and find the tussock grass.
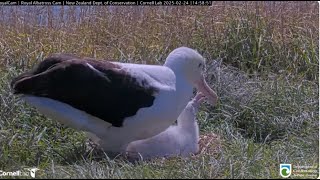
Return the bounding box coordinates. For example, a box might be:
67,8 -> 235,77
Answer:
0,2 -> 318,80
0,2 -> 318,179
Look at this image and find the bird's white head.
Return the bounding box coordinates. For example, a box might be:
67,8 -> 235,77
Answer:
164,47 -> 218,105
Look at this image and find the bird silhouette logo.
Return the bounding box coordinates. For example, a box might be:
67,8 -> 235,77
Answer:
24,168 -> 39,178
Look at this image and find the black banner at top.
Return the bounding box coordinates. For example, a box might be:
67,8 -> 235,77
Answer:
0,0 -> 213,6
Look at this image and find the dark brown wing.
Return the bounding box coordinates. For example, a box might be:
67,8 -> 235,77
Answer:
11,54 -> 159,127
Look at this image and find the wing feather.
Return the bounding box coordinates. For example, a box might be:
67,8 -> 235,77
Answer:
11,54 -> 159,127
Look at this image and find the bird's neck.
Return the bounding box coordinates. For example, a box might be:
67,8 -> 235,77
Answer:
177,103 -> 197,129
174,71 -> 194,117
164,62 -> 194,117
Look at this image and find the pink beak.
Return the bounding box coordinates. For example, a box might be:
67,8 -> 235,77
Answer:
195,75 -> 218,106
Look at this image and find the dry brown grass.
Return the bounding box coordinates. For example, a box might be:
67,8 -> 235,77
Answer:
198,132 -> 222,156
0,2 -> 318,80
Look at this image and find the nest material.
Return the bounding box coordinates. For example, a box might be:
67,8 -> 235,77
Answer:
197,132 -> 222,156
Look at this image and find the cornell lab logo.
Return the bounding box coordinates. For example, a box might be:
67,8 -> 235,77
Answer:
280,164 -> 292,178
0,167 -> 39,178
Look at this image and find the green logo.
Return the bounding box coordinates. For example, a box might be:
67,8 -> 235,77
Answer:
280,164 -> 292,178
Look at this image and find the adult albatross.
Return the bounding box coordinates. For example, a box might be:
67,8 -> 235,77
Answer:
11,47 -> 218,153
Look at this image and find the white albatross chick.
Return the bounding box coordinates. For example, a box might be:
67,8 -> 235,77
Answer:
125,92 -> 206,160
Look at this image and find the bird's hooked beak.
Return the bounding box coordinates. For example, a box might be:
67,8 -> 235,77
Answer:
194,75 -> 218,106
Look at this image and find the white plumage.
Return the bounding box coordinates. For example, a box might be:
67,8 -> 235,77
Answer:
125,92 -> 206,160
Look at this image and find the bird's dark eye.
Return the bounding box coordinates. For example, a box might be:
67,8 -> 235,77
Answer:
198,63 -> 202,68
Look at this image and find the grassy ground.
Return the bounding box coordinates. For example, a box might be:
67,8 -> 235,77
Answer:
0,2 -> 319,179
